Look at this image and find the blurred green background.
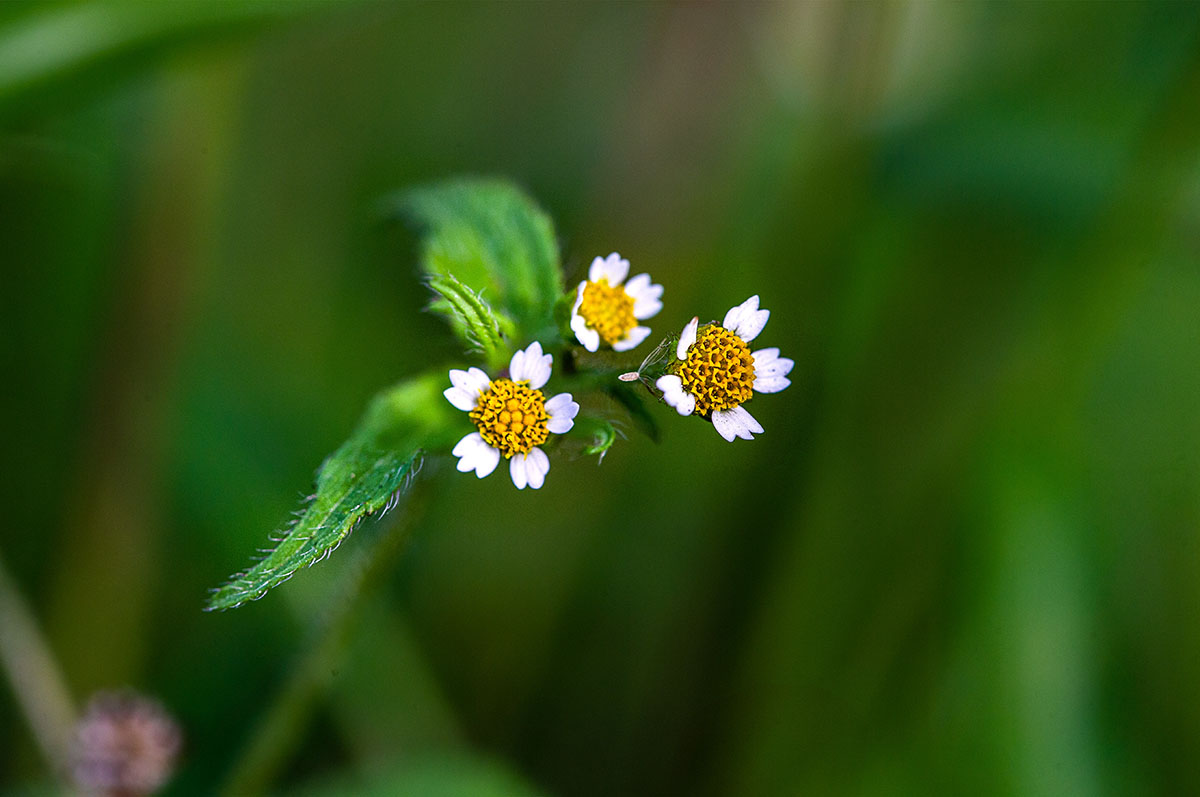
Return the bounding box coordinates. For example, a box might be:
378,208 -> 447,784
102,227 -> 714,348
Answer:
4,2 -> 1200,794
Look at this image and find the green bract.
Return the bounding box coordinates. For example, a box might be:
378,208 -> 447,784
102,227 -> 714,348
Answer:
425,272 -> 514,371
386,178 -> 563,352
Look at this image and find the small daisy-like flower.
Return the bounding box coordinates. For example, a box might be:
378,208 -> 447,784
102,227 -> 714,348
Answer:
655,295 -> 793,442
444,342 -> 580,489
570,252 -> 663,353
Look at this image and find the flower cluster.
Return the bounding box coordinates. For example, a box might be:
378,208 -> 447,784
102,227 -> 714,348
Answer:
445,254 -> 792,488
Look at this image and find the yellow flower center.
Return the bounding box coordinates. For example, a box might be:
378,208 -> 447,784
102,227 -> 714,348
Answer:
469,378 -> 549,458
579,278 -> 637,345
673,324 -> 756,416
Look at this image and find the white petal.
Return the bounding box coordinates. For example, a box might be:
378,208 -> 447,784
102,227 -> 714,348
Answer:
452,433 -> 501,477
612,325 -> 652,352
623,272 -> 652,298
753,346 -> 778,360
547,417 -> 573,434
450,367 -> 491,394
753,348 -> 793,393
545,393 -> 579,433
711,411 -> 739,442
546,420 -> 570,436
452,432 -> 483,460
526,355 -> 552,390
656,374 -> 696,416
569,283 -> 591,350
754,375 -> 791,393
472,444 -> 500,477
509,347 -> 526,381
510,453 -> 528,490
588,252 -> 629,285
445,368 -> 490,410
676,317 -> 698,360
733,309 -> 769,342
510,341 -> 552,389
725,296 -> 769,342
545,392 -> 578,417
606,253 -> 630,284
634,298 -> 663,321
739,406 -> 764,435
525,447 -> 549,489
625,274 -> 664,320
711,406 -> 764,442
571,313 -> 600,352
449,369 -> 472,392
757,358 -> 793,377
443,386 -> 476,412
723,295 -> 757,330
752,348 -> 794,377
675,392 -> 696,416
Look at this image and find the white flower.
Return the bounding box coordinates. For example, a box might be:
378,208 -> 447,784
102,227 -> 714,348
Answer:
570,252 -> 663,352
654,295 -> 793,442
444,342 -> 579,489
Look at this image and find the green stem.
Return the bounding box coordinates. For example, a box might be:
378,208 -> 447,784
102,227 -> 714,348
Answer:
220,487 -> 429,796
0,549 -> 76,779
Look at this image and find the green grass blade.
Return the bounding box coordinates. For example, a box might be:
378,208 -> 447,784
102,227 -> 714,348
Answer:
0,1 -> 328,110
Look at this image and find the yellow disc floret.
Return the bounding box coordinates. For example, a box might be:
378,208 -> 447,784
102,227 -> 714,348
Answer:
674,324 -> 756,416
469,378 -> 549,458
579,278 -> 637,345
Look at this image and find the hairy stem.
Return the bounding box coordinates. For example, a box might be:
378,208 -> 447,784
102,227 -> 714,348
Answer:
220,487 -> 429,796
0,549 -> 76,779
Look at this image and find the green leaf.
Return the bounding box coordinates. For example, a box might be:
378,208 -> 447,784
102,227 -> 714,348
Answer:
385,178 -> 563,346
206,373 -> 464,611
426,272 -> 514,371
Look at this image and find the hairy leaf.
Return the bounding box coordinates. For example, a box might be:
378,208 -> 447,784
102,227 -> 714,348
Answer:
385,178 -> 563,346
426,272 -> 514,371
207,373 -> 465,611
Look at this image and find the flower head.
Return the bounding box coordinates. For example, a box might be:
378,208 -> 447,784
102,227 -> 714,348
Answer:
444,342 -> 580,489
655,295 -> 793,442
70,691 -> 182,797
570,252 -> 663,352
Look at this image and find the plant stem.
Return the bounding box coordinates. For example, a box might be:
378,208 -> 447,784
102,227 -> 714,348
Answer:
219,487 -> 428,796
0,549 -> 76,779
